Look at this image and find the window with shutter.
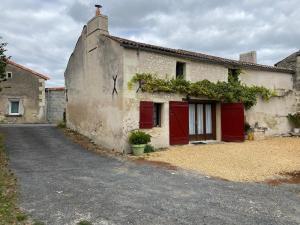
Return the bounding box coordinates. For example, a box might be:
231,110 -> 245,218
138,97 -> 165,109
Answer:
140,101 -> 154,129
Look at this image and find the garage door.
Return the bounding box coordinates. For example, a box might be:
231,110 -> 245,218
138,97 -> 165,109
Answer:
221,103 -> 245,142
169,101 -> 189,145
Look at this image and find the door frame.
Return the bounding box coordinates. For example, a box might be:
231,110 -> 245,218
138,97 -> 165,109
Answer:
188,100 -> 217,141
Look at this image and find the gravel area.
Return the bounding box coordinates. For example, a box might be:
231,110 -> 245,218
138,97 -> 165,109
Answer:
146,137 -> 300,182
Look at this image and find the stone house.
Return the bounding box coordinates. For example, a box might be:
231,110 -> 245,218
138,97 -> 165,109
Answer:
65,8 -> 298,153
0,60 -> 49,123
45,87 -> 66,123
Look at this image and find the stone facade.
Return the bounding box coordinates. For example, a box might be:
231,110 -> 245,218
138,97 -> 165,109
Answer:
65,12 -> 297,153
46,87 -> 66,123
0,61 -> 49,123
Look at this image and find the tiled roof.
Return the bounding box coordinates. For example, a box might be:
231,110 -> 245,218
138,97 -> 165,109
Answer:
45,87 -> 65,91
7,60 -> 50,80
107,35 -> 294,74
275,50 -> 300,66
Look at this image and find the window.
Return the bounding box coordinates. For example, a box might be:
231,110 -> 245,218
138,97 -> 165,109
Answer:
140,101 -> 163,129
9,100 -> 20,115
176,62 -> 186,79
6,72 -> 12,79
153,103 -> 162,127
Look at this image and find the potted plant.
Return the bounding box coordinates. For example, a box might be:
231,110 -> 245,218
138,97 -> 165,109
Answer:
287,113 -> 300,133
129,130 -> 151,156
244,122 -> 254,140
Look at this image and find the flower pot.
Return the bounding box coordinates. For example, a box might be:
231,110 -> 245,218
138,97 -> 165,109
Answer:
131,144 -> 146,156
293,128 -> 300,134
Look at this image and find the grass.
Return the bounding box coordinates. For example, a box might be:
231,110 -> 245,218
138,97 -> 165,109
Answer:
57,121 -> 66,129
77,220 -> 93,225
0,133 -> 32,225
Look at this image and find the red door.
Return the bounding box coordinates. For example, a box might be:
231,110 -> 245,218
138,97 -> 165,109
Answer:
169,101 -> 189,145
221,103 -> 245,142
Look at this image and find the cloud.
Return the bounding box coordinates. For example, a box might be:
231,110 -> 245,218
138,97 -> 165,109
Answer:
0,0 -> 299,87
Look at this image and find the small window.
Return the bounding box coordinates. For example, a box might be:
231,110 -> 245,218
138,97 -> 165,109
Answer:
9,100 -> 20,115
6,72 -> 12,79
153,103 -> 162,127
176,62 -> 186,79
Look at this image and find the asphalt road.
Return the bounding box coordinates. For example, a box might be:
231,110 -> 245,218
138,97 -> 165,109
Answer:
1,125 -> 299,225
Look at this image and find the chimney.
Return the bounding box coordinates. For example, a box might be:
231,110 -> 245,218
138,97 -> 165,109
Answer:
239,51 -> 257,64
86,4 -> 109,36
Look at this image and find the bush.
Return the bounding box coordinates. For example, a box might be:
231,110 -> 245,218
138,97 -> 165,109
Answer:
129,131 -> 151,145
144,144 -> 155,153
244,122 -> 251,133
57,121 -> 66,128
77,221 -> 93,225
287,113 -> 300,127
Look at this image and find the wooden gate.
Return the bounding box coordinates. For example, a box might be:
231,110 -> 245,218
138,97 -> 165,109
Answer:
169,101 -> 189,145
221,103 -> 245,142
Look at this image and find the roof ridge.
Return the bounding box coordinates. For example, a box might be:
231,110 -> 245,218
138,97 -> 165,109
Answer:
106,35 -> 294,74
7,60 -> 50,80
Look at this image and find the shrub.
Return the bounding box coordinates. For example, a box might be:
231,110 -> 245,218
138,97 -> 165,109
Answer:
129,131 -> 151,145
77,220 -> 93,225
244,122 -> 251,133
57,121 -> 66,128
16,213 -> 27,221
144,144 -> 155,153
287,113 -> 300,127
33,221 -> 45,225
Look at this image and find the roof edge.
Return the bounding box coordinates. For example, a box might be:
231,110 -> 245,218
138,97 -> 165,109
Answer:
7,60 -> 50,80
106,35 -> 294,74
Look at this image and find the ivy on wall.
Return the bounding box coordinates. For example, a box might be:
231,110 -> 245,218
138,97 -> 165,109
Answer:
128,71 -> 276,110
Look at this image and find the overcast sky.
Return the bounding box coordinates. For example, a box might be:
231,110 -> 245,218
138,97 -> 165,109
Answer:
0,0 -> 299,87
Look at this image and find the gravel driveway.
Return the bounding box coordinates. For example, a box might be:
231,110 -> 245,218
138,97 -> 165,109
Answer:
0,125 -> 299,225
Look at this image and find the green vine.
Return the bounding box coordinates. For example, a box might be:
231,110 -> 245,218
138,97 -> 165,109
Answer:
128,71 -> 276,110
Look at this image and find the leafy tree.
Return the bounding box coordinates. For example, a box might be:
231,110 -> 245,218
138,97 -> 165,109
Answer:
0,37 -> 9,81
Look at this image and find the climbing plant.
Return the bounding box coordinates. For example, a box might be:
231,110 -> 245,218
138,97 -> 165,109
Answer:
128,71 -> 276,110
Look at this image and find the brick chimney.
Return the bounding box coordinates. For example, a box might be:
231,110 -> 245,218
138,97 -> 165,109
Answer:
239,51 -> 257,64
87,4 -> 109,36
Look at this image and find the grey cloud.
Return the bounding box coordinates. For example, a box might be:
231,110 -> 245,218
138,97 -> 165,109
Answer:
0,0 -> 299,87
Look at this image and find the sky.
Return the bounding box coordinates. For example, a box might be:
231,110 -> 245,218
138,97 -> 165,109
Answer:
0,0 -> 299,87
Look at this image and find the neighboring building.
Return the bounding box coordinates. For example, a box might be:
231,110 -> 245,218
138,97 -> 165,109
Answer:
0,60 -> 49,123
46,87 -> 66,123
65,7 -> 298,153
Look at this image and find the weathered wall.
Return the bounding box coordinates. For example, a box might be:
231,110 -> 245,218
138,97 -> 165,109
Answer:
122,48 -> 225,151
65,25 -> 125,151
46,89 -> 65,123
0,64 -> 46,123
240,69 -> 296,134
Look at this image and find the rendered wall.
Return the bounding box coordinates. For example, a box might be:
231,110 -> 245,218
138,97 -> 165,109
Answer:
240,69 -> 295,134
122,49 -> 224,151
0,64 -> 46,123
65,28 -> 125,151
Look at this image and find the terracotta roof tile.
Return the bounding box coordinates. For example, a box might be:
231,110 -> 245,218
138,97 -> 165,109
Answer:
7,60 -> 50,80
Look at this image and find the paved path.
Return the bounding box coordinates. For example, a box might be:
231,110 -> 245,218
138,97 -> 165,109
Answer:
1,125 -> 299,225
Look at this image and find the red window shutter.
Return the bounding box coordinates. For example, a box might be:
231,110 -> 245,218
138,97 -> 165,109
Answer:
140,101 -> 154,129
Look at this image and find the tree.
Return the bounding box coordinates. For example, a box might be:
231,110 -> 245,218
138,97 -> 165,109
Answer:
0,37 -> 9,81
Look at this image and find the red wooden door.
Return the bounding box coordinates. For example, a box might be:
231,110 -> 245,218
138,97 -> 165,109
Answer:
169,101 -> 189,145
221,103 -> 245,142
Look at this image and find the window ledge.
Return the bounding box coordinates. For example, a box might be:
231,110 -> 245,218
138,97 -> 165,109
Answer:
5,114 -> 23,117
